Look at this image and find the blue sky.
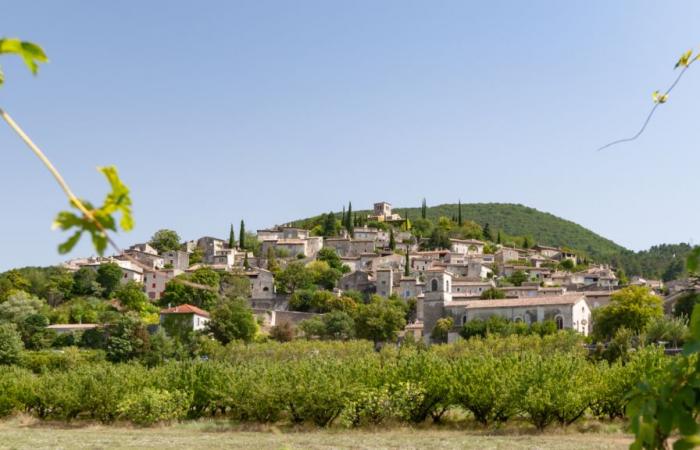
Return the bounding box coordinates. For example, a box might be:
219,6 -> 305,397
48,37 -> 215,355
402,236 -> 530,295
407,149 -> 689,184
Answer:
1,1 -> 699,271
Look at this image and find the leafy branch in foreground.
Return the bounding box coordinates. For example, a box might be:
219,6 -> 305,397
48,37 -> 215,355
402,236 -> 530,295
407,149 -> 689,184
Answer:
53,166 -> 133,255
0,37 -> 48,85
597,49 -> 698,152
1,38 -> 132,255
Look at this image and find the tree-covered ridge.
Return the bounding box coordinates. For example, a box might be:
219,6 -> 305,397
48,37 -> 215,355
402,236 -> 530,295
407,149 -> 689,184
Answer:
292,202 -> 692,279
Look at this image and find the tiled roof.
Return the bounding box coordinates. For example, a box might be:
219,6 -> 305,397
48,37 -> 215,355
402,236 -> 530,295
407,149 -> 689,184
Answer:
448,294 -> 585,308
160,304 -> 210,317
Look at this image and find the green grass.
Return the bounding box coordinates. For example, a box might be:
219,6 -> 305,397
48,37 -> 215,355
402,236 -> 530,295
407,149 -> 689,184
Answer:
0,417 -> 633,450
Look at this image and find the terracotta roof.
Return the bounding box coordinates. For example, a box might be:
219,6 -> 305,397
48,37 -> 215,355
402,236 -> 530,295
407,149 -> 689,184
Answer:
47,323 -> 100,330
447,294 -> 586,308
160,304 -> 210,317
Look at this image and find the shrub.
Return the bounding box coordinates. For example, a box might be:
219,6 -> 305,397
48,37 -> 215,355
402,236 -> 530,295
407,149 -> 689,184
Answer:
0,324 -> 24,365
340,387 -> 393,427
118,387 -> 188,426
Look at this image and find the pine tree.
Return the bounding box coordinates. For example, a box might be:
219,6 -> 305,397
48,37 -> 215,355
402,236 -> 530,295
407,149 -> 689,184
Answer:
421,198 -> 427,219
228,223 -> 235,249
458,200 -> 463,226
483,223 -> 492,242
239,220 -> 246,250
389,228 -> 396,251
404,246 -> 410,277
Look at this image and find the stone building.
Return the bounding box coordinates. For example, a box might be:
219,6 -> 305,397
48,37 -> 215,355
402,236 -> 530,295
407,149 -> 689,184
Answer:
444,294 -> 592,341
375,268 -> 394,297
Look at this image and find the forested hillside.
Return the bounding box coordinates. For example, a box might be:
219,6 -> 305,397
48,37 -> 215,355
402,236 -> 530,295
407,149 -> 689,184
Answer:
292,202 -> 691,279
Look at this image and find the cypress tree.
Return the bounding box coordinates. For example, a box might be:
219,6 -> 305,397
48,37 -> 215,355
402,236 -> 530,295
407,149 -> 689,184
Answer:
342,206 -> 346,228
239,220 -> 246,250
421,198 -> 427,219
497,230 -> 502,244
228,223 -> 235,249
458,200 -> 463,226
266,246 -> 279,273
322,212 -> 336,237
483,223 -> 492,242
346,202 -> 354,236
404,246 -> 410,276
243,252 -> 250,269
389,228 -> 396,251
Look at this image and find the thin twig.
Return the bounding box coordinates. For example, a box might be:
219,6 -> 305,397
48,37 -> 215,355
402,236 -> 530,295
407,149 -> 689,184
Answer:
597,65 -> 692,152
0,107 -> 217,293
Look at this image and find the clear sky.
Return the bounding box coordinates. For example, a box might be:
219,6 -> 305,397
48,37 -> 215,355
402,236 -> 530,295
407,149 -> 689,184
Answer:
1,1 -> 699,271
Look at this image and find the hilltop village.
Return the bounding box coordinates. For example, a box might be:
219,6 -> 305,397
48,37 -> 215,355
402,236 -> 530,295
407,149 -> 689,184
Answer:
54,201 -> 687,344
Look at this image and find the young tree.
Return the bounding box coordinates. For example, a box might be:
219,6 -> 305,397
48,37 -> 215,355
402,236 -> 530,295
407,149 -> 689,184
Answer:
266,246 -> 280,273
593,286 -> 664,340
354,296 -> 407,343
239,220 -> 246,249
115,281 -> 150,312
0,323 -> 23,365
275,262 -> 314,294
508,270 -> 528,287
72,267 -> 101,296
207,297 -> 257,344
149,229 -> 181,253
96,263 -> 123,298
430,317 -> 454,343
228,223 -> 235,249
105,314 -> 151,363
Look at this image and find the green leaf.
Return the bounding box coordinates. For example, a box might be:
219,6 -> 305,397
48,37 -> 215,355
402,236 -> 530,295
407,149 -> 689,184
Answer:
678,411 -> 698,435
58,230 -> 82,254
0,38 -> 48,78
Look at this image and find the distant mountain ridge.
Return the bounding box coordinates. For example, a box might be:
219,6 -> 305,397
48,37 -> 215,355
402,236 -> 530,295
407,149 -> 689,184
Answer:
292,202 -> 692,279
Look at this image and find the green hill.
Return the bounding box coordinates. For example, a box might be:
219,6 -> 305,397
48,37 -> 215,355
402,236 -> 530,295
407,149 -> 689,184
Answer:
292,202 -> 693,279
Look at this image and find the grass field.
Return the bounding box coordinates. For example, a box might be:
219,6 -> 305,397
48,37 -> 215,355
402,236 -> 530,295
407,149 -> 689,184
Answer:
0,417 -> 633,450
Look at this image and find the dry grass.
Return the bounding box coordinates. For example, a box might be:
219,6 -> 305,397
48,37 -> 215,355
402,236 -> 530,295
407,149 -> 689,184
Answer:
0,416 -> 633,450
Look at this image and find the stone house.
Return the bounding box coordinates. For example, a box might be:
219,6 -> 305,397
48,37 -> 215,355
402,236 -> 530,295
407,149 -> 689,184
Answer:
399,276 -> 424,299
450,239 -> 485,256
324,238 -> 376,257
162,250 -> 190,271
197,236 -> 226,263
159,304 -> 210,336
339,270 -> 374,294
444,294 -> 592,340
143,268 -> 182,300
375,268 -> 394,297
495,247 -> 522,267
243,268 -> 276,299
451,280 -> 495,298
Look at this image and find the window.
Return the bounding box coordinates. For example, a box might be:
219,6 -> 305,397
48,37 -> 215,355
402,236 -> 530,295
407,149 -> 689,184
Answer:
555,315 -> 564,330
263,287 -> 269,292
446,280 -> 450,292
431,279 -> 438,291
